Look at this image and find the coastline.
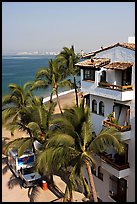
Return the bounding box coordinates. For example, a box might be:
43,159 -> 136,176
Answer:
43,89 -> 75,103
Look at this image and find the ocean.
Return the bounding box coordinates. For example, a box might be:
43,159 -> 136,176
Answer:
2,55 -> 80,98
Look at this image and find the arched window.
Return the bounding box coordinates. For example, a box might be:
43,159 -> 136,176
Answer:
99,101 -> 104,116
92,99 -> 97,113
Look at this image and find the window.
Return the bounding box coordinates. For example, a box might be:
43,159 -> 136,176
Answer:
99,101 -> 104,116
100,70 -> 106,82
98,166 -> 103,181
84,69 -> 95,81
92,100 -> 97,113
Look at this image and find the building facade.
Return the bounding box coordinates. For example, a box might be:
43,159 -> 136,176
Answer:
76,37 -> 135,202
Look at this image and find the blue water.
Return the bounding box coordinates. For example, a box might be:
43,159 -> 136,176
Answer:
2,55 -> 80,98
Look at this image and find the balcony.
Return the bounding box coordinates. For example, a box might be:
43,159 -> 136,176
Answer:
81,81 -> 134,101
98,82 -> 132,91
100,152 -> 129,179
97,82 -> 134,101
103,108 -> 131,136
103,120 -> 131,132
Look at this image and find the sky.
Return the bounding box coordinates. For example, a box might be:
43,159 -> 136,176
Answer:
2,2 -> 135,55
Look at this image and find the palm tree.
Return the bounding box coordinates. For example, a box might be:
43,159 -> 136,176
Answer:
57,45 -> 80,107
31,58 -> 72,114
35,98 -> 125,202
3,96 -> 56,156
2,82 -> 33,136
3,96 -> 57,202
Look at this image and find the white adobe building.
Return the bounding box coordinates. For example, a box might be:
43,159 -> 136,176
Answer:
76,37 -> 135,202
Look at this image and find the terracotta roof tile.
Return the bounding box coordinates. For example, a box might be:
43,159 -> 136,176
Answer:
76,58 -> 110,68
104,62 -> 133,70
82,42 -> 135,58
119,43 -> 135,50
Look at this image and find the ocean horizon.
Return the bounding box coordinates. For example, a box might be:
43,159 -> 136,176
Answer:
2,55 -> 80,98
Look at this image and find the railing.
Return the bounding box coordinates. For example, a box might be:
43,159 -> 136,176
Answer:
98,82 -> 132,91
100,153 -> 129,171
103,120 -> 131,132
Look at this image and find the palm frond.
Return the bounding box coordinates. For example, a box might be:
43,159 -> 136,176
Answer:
51,116 -> 75,135
59,79 -> 73,88
35,67 -> 48,78
46,134 -> 75,148
18,138 -> 32,157
2,94 -> 13,106
30,80 -> 48,91
2,107 -> 19,124
90,127 -> 124,154
82,151 -> 96,169
23,81 -> 33,91
3,137 -> 31,155
81,122 -> 92,150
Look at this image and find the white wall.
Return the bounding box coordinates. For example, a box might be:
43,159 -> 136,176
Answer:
126,103 -> 135,201
107,69 -> 115,84
82,46 -> 135,202
96,46 -> 135,63
90,95 -> 114,134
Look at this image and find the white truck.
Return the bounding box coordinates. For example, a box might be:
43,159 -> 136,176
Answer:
8,149 -> 41,188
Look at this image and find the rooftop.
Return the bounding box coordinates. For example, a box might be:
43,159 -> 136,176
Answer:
82,42 -> 135,58
104,62 -> 133,70
76,58 -> 110,68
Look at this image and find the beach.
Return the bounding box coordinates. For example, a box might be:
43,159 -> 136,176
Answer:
2,90 -> 78,144
2,90 -> 83,202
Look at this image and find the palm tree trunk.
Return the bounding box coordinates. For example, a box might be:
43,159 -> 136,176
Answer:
55,89 -> 63,115
63,186 -> 69,202
50,92 -> 53,103
68,185 -> 73,202
74,76 -> 78,107
82,176 -> 91,198
27,129 -> 36,154
46,173 -> 54,185
84,159 -> 98,202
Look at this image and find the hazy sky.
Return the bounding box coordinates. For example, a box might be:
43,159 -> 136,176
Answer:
2,2 -> 135,55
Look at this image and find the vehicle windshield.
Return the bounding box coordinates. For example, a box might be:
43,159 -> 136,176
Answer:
21,167 -> 34,175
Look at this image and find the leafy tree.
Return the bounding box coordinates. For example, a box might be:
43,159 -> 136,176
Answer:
3,96 -> 56,156
2,82 -> 33,136
31,58 -> 72,114
35,99 -> 124,202
57,45 -> 80,107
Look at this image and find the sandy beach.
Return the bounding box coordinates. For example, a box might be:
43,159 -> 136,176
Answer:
2,91 -> 83,202
2,91 -> 78,145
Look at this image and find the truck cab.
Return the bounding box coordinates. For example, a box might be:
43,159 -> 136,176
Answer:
19,166 -> 41,188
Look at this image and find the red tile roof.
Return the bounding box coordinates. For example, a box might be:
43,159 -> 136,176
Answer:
76,58 -> 110,68
104,62 -> 133,70
82,42 -> 135,58
76,59 -> 133,70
